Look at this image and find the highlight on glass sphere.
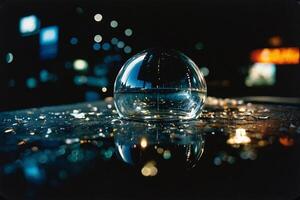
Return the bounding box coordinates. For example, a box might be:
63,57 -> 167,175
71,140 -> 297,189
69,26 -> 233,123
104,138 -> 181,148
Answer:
114,48 -> 207,121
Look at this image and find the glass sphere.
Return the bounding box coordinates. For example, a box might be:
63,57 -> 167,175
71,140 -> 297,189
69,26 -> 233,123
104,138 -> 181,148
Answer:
114,48 -> 207,121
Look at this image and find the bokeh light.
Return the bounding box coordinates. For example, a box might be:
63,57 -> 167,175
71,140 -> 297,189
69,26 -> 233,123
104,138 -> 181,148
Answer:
94,14 -> 103,22
70,37 -> 78,45
200,67 -> 209,77
94,34 -> 102,43
124,46 -> 132,54
73,59 -> 88,71
110,20 -> 118,28
6,53 -> 14,64
124,28 -> 133,37
93,43 -> 101,51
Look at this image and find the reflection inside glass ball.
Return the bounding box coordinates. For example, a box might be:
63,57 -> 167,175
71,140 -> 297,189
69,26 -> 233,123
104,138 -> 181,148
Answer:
114,122 -> 205,176
114,48 -> 207,121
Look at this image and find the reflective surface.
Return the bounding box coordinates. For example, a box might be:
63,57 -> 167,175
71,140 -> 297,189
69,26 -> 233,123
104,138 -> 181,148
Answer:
114,121 -> 204,172
0,97 -> 300,199
114,49 -> 207,121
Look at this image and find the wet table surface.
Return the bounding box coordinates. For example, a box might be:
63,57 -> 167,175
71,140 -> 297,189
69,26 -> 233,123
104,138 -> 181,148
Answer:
0,97 -> 300,200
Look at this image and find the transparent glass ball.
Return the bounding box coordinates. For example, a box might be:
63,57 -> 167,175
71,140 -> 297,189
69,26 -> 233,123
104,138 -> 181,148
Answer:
114,48 -> 207,121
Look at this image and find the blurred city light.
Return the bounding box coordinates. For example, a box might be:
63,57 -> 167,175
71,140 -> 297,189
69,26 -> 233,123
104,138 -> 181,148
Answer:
94,34 -> 102,43
101,87 -> 107,93
74,76 -> 108,87
23,160 -> 44,183
195,42 -> 204,50
94,65 -> 108,76
268,36 -> 282,47
117,41 -> 125,49
110,20 -> 118,28
251,48 -> 299,64
74,76 -> 87,85
245,63 -> 276,87
85,91 -> 101,101
200,67 -> 209,76
124,28 -> 133,37
26,77 -> 37,89
227,128 -> 251,145
102,43 -> 111,51
40,26 -> 59,45
73,59 -> 88,71
6,53 -> 14,63
86,77 -> 108,87
70,37 -> 78,45
93,43 -> 101,51
39,70 -> 50,82
141,161 -> 158,177
94,14 -> 103,22
124,46 -> 132,54
140,137 -> 148,148
19,15 -> 40,36
39,26 -> 59,60
111,37 -> 118,45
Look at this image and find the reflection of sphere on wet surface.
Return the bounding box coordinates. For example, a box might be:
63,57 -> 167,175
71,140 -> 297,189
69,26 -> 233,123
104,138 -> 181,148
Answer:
114,122 -> 205,176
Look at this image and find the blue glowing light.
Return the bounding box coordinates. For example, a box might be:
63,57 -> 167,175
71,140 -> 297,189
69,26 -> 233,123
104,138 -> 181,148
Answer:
103,55 -> 122,64
74,76 -> 108,87
40,26 -> 59,46
74,76 -> 87,85
40,45 -> 58,60
124,28 -> 133,37
117,41 -> 125,49
111,37 -> 118,45
19,15 -> 40,35
86,77 -> 108,87
70,37 -> 78,45
40,69 -> 50,82
6,52 -> 14,63
94,65 -> 108,76
39,26 -> 59,60
85,91 -> 101,101
23,159 -> 44,183
93,43 -> 101,51
124,46 -> 132,54
26,77 -> 37,89
102,43 -> 111,51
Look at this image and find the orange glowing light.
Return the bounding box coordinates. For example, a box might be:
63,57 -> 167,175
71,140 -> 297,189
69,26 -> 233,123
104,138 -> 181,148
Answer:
279,136 -> 294,147
268,36 -> 282,47
251,48 -> 299,64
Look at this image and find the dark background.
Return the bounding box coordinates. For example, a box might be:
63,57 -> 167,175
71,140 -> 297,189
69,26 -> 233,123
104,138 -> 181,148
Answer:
0,0 -> 299,111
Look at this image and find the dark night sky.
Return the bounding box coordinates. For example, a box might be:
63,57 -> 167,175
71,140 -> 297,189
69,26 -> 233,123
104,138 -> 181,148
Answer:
0,0 -> 299,110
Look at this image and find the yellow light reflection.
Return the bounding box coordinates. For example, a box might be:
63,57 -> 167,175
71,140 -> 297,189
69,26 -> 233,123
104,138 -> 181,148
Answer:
140,137 -> 148,148
227,128 -> 251,145
141,161 -> 158,177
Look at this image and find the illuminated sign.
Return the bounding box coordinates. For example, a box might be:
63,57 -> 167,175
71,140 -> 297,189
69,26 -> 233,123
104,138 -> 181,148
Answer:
19,15 -> 40,36
251,48 -> 299,65
39,26 -> 59,60
40,26 -> 59,45
245,63 -> 276,87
